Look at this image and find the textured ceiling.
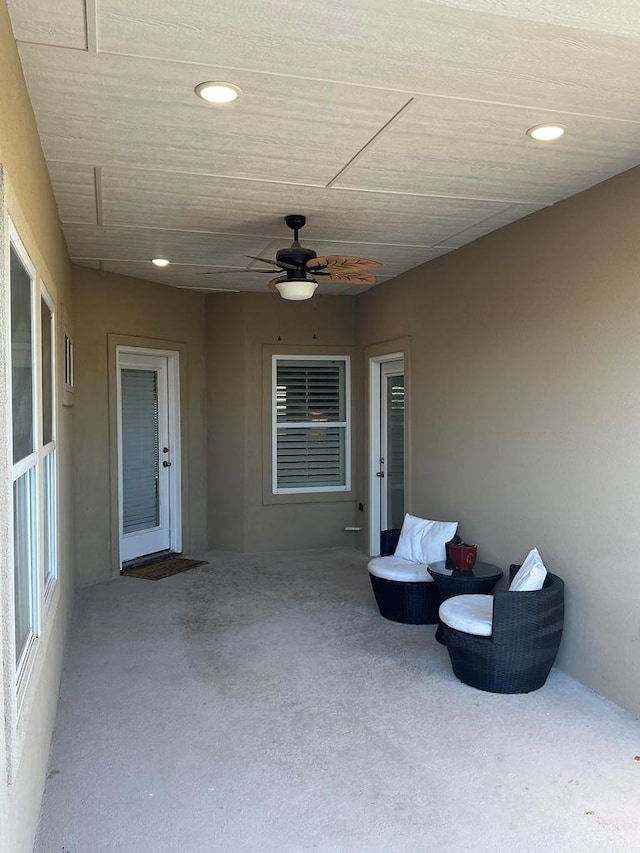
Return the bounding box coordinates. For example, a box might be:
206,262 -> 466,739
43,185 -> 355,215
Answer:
8,0 -> 640,295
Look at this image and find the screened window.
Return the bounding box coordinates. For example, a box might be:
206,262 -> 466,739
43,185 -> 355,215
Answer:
273,356 -> 350,494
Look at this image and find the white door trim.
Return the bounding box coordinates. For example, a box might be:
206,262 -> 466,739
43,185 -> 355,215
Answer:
116,346 -> 182,564
369,352 -> 404,556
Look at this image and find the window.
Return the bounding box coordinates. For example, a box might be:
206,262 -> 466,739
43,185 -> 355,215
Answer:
8,224 -> 58,696
272,356 -> 350,494
10,237 -> 39,680
41,292 -> 58,597
63,329 -> 74,392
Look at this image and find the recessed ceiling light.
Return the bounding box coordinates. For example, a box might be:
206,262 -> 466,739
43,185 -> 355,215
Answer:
195,82 -> 242,104
151,258 -> 170,267
526,123 -> 567,142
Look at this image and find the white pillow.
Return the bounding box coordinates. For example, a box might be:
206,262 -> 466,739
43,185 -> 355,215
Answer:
394,513 -> 458,565
509,547 -> 548,592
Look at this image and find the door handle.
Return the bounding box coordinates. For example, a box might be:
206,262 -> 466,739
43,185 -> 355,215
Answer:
162,460 -> 172,467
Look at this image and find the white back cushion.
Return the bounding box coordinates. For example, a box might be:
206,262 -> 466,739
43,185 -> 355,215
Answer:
439,594 -> 494,636
394,513 -> 458,565
509,547 -> 548,592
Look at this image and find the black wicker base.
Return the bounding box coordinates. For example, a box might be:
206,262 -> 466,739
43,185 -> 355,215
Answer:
442,627 -> 558,693
369,573 -> 441,625
442,571 -> 565,694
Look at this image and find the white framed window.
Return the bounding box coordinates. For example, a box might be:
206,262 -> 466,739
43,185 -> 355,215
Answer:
63,328 -> 73,392
272,355 -> 351,495
8,221 -> 59,703
9,225 -> 40,695
41,287 -> 58,601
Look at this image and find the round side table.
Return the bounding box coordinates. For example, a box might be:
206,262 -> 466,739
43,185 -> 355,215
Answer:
427,560 -> 503,644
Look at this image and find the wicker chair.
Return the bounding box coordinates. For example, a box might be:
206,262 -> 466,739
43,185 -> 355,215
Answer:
441,566 -> 565,694
368,529 -> 460,626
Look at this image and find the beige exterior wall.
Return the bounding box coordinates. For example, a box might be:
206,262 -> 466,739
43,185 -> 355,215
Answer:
0,2 -> 75,850
356,165 -> 640,716
206,294 -> 246,550
75,284 -> 359,564
73,267 -> 208,585
206,292 -> 359,552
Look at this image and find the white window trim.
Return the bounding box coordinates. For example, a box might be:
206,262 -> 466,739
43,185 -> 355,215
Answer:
63,329 -> 73,391
272,354 -> 351,495
41,283 -> 58,606
8,219 -> 42,710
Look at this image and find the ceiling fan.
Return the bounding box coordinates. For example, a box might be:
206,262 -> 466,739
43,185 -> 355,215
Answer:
198,214 -> 381,300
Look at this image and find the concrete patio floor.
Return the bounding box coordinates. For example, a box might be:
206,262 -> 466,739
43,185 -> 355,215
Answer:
34,548 -> 640,852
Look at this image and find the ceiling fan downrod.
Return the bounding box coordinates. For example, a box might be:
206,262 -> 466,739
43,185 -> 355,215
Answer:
285,213 -> 306,243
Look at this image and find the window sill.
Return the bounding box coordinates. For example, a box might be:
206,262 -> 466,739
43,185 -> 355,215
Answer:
263,489 -> 355,506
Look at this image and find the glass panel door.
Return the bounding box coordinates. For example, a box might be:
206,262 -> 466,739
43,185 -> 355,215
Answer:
381,360 -> 405,531
121,368 -> 160,534
118,352 -> 173,563
385,372 -> 405,529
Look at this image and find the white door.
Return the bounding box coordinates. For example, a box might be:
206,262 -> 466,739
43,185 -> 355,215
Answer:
369,356 -> 405,554
117,349 -> 181,563
380,359 -> 405,531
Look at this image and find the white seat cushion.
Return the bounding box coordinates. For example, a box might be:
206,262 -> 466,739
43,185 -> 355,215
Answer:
439,594 -> 494,636
368,555 -> 434,583
394,513 -> 458,565
510,547 -> 547,592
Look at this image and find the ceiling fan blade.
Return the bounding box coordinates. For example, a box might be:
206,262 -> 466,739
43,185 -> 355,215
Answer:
308,255 -> 382,272
246,255 -> 298,271
196,268 -> 275,276
267,276 -> 284,290
311,263 -> 363,275
321,271 -> 377,285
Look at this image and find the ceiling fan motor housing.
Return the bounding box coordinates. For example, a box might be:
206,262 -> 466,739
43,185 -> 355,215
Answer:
276,243 -> 317,279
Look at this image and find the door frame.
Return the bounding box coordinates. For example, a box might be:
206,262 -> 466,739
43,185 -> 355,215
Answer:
369,352 -> 405,556
116,346 -> 182,565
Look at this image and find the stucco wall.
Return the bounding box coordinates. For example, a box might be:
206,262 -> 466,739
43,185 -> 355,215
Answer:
205,293 -> 246,551
206,291 -> 359,552
73,267 -> 208,585
356,165 -> 640,717
0,2 -> 75,850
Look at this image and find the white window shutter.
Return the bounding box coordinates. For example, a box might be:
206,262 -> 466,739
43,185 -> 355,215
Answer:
273,358 -> 350,494
121,369 -> 160,533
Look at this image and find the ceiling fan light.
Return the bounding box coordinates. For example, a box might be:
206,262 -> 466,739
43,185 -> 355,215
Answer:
195,81 -> 242,104
275,280 -> 318,301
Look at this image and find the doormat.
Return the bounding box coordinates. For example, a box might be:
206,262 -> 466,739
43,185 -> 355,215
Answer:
122,557 -> 206,581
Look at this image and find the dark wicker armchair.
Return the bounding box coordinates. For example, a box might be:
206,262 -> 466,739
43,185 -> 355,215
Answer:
368,529 -> 461,625
441,566 -> 565,694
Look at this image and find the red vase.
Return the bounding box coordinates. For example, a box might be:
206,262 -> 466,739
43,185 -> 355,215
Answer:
449,543 -> 478,572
